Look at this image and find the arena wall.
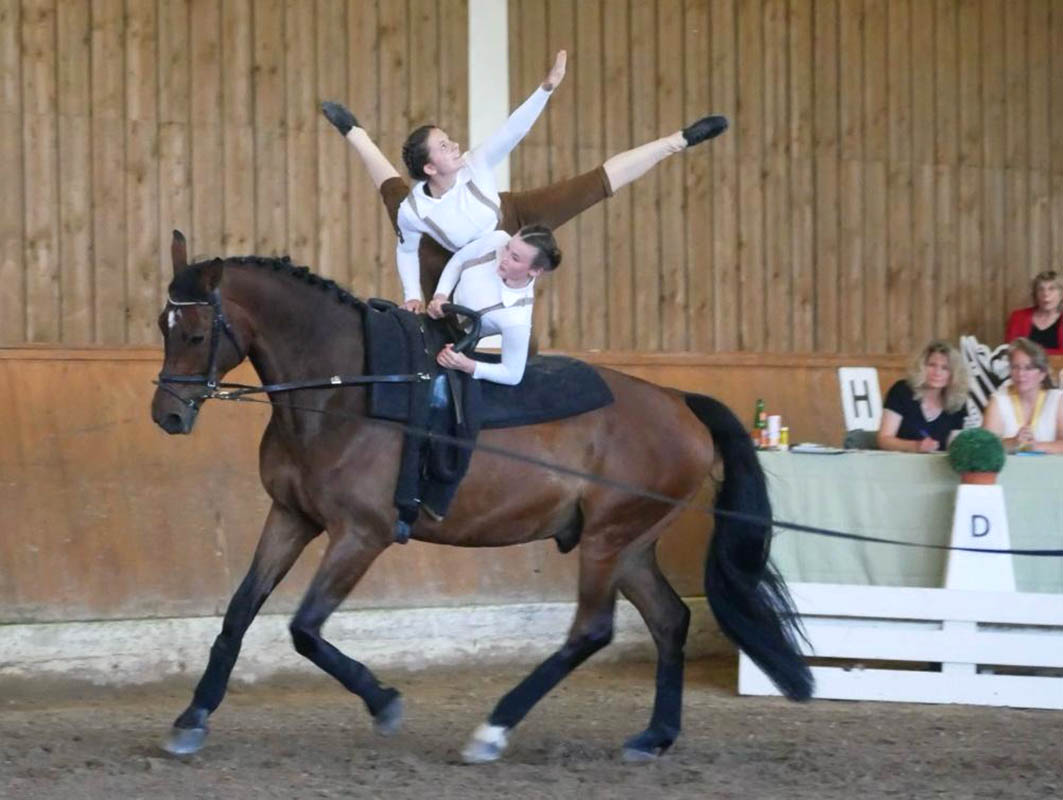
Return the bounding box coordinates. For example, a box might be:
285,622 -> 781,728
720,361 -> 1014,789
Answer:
0,346 -> 909,625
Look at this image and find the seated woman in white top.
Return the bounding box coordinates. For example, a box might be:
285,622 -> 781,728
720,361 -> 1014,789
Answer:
322,50 -> 728,311
982,337 -> 1063,453
425,225 -> 561,385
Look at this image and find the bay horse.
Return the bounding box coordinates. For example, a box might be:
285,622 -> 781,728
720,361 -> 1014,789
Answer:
150,230 -> 811,763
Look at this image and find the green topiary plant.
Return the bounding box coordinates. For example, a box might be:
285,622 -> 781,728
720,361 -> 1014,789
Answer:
947,428 -> 1006,477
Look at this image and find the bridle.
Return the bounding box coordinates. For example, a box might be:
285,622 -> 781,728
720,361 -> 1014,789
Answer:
154,291 -> 447,408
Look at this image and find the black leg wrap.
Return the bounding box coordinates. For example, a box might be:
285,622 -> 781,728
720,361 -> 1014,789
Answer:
488,625 -> 612,729
290,624 -> 396,715
624,657 -> 685,754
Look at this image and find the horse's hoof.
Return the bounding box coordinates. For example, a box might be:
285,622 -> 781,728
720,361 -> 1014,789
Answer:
461,723 -> 508,764
162,726 -> 208,756
621,746 -> 661,764
373,694 -> 404,737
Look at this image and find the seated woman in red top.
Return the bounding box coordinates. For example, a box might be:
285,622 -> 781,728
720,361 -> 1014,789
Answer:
1004,270 -> 1063,354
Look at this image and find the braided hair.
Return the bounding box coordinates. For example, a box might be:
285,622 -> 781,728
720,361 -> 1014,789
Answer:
515,224 -> 562,272
402,125 -> 435,180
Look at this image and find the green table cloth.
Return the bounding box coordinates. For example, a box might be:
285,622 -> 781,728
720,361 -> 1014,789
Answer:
759,451 -> 1063,593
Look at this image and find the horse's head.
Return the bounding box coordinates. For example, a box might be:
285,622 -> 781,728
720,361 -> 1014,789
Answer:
151,230 -> 250,434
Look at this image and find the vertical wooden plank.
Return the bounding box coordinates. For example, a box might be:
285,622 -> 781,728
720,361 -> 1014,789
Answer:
56,0 -> 93,343
886,0 -> 912,354
189,0 -> 223,258
603,0 -> 633,349
345,0 -> 380,297
934,0 -> 958,339
980,0 -> 1006,332
22,0 -> 59,342
316,0 -> 348,286
812,0 -> 839,352
517,3 -> 551,344
711,0 -> 738,351
789,0 -> 812,352
1003,0 -> 1027,340
91,0 -> 126,343
0,0 -> 22,343
763,0 -> 789,352
221,0 -> 254,255
910,0 -> 935,345
1027,0 -> 1050,286
253,0 -> 287,254
736,0 -> 764,351
657,0 -> 686,351
957,0 -> 982,338
408,0 -> 439,125
377,0 -> 408,300
125,0 -> 160,344
285,0 -> 317,267
1052,3 -> 1063,278
575,0 -> 605,349
684,0 -> 712,352
438,0 -> 468,146
158,0 -> 192,304
838,0 -> 863,352
863,0 -> 887,352
629,0 -> 659,349
546,0 -> 579,350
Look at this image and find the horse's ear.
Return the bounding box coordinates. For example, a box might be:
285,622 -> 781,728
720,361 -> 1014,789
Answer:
199,257 -> 224,292
171,230 -> 188,275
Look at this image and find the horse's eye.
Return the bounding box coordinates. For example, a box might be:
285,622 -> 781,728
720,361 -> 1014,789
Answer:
187,334 -> 206,345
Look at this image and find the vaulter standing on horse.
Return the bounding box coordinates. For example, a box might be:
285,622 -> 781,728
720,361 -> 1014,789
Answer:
426,225 -> 561,385
321,49 -> 729,311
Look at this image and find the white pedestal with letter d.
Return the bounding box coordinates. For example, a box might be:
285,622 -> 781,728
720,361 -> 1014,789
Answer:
739,476 -> 1063,708
944,485 -> 1014,592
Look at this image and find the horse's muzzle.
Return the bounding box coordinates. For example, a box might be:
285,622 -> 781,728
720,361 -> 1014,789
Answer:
151,388 -> 199,435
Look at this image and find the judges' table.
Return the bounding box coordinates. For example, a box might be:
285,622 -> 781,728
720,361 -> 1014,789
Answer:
759,451 -> 1063,593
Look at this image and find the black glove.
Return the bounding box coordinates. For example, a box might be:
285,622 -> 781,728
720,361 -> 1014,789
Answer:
321,101 -> 359,136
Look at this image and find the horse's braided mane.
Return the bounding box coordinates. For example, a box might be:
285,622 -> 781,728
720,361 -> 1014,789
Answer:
171,255 -> 367,310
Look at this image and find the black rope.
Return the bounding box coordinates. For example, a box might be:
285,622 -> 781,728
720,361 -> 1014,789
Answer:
213,393 -> 1063,558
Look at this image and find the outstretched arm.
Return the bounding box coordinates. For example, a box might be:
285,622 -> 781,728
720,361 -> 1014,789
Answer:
395,222 -> 425,308
469,50 -> 566,170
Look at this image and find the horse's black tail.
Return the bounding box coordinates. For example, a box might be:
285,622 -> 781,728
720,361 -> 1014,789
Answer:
684,393 -> 813,701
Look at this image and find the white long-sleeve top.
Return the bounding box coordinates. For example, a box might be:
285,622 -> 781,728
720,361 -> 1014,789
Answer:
435,230 -> 534,386
395,86 -> 553,302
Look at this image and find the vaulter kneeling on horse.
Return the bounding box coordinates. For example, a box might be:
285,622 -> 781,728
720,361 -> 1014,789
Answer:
427,225 -> 560,385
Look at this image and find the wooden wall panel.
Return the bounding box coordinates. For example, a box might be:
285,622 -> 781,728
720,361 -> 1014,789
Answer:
0,0 -> 23,343
22,0 -> 59,343
4,0 -> 1063,355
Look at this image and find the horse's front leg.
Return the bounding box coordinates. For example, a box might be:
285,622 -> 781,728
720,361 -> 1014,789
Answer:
288,526 -> 402,734
462,544 -> 619,763
164,502 -> 319,755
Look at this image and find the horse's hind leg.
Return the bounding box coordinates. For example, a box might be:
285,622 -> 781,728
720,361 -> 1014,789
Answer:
616,546 -> 691,762
462,547 -> 619,763
288,528 -> 402,734
164,502 -> 319,755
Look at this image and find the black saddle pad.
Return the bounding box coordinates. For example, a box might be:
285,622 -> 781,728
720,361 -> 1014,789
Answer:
476,355 -> 613,429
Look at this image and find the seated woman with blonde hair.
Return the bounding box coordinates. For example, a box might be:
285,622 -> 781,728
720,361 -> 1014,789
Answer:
877,340 -> 969,453
982,337 -> 1063,453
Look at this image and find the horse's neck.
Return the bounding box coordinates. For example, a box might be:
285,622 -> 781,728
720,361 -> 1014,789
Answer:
226,268 -> 365,396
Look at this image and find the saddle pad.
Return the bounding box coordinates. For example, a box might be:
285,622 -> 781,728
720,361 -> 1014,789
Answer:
477,355 -> 614,429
